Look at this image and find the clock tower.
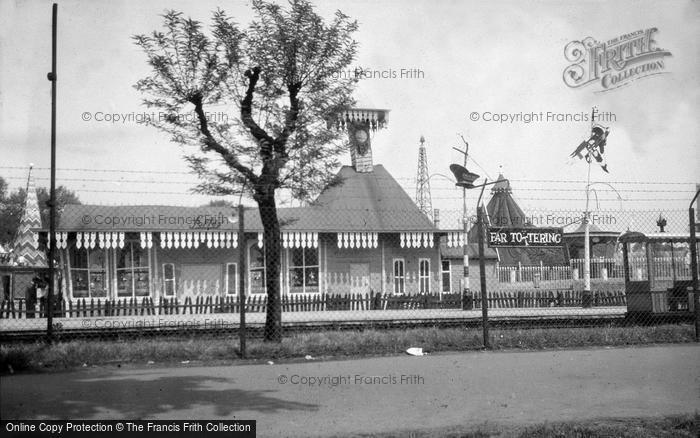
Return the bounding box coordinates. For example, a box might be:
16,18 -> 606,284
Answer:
331,108 -> 389,173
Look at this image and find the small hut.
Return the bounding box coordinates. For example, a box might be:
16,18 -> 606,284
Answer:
562,222 -> 620,261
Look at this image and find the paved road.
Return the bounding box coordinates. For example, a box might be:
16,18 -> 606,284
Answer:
2,345 -> 699,437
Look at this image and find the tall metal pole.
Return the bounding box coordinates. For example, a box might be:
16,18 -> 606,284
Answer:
582,108 -> 596,308
46,3 -> 58,342
477,184 -> 489,348
582,161 -> 592,307
449,173 -> 501,347
238,204 -> 247,357
453,142 -> 470,309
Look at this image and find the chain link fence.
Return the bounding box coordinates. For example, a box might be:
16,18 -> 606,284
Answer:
1,203 -> 698,351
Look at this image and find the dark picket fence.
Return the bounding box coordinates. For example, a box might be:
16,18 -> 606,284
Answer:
0,289 -> 626,319
472,289 -> 627,309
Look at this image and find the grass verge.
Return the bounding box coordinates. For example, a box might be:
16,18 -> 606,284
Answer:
356,413 -> 700,438
1,323 -> 695,373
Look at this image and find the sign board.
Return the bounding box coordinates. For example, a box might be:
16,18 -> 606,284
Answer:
487,227 -> 563,247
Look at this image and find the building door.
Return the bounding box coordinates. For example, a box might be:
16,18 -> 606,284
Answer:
349,263 -> 370,294
1,275 -> 10,302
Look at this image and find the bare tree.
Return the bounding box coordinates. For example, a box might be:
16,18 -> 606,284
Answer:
133,0 -> 358,341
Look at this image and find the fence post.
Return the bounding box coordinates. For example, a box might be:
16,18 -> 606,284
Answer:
238,204 -> 247,358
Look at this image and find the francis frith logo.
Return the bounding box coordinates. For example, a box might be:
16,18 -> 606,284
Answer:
563,28 -> 672,92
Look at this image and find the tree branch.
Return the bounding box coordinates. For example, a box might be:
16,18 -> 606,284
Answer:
241,66 -> 296,184
274,81 -> 302,154
241,66 -> 275,157
188,92 -> 259,184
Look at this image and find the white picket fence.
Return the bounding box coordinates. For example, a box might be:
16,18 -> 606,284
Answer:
497,256 -> 693,283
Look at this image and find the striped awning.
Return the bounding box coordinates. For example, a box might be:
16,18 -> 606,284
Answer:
400,232 -> 434,248
65,231 -> 238,250
337,232 -> 379,249
73,232 -> 128,249
332,108 -> 389,132
445,232 -> 466,248
160,231 -> 237,249
48,230 -> 444,252
282,232 -> 318,249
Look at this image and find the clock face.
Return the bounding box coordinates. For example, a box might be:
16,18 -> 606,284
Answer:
355,129 -> 368,143
354,129 -> 369,155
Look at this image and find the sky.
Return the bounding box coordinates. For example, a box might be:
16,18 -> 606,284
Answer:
1,0 -> 698,228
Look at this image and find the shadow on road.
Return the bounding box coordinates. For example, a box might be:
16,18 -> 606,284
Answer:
6,370 -> 318,419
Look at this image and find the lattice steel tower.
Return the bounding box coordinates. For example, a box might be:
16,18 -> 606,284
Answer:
414,135 -> 433,219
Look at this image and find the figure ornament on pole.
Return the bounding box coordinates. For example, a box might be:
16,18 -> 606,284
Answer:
568,107 -> 611,307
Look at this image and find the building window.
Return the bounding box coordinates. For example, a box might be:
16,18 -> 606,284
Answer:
249,244 -> 266,294
116,242 -> 150,298
441,260 -> 451,293
288,248 -> 319,294
162,263 -> 175,297
393,258 -> 405,294
419,258 -> 431,293
225,263 -> 238,296
70,247 -> 107,298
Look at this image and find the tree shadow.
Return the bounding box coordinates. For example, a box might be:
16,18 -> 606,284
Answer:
5,370 -> 318,419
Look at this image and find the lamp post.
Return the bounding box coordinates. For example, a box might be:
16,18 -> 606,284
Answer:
46,3 -> 58,342
689,188 -> 700,341
451,144 -> 473,310
449,163 -> 505,349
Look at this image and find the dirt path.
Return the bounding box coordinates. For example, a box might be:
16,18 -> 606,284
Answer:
2,345 -> 699,437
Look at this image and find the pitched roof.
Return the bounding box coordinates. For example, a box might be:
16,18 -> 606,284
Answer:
56,165 -> 436,233
57,205 -> 239,232
305,165 -> 436,231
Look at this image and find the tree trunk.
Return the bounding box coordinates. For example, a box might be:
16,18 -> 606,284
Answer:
256,192 -> 283,342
